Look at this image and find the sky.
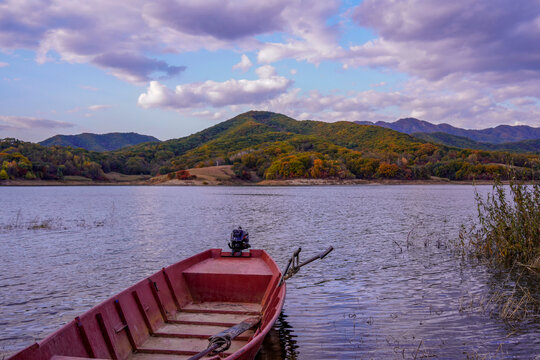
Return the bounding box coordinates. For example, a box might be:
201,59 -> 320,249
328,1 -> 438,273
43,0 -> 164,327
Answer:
1,0 -> 540,142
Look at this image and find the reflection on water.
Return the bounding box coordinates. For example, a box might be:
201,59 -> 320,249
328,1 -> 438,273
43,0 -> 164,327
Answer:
256,313 -> 299,360
0,185 -> 539,359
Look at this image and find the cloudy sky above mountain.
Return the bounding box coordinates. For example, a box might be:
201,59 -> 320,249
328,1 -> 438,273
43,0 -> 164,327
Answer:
1,0 -> 540,141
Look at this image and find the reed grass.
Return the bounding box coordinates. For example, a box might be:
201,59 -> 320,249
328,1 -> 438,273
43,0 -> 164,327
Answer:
462,179 -> 539,272
460,178 -> 540,322
1,203 -> 116,231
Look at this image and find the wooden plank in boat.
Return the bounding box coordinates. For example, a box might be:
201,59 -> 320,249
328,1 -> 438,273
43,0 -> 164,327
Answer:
137,336 -> 248,355
181,302 -> 261,315
171,311 -> 253,327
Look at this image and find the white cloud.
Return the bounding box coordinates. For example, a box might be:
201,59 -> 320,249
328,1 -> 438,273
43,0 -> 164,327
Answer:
192,110 -> 223,120
1,0 -> 540,129
254,64 -> 277,78
88,104 -> 111,111
257,0 -> 343,64
0,0 -> 344,83
138,65 -> 292,109
142,0 -> 286,40
248,76 -> 540,129
232,54 -> 252,72
332,0 -> 540,128
348,0 -> 540,83
137,67 -> 540,128
0,62 -> 8,67
258,88 -> 408,122
0,115 -> 74,130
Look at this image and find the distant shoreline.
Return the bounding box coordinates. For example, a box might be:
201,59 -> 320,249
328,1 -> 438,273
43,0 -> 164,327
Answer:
2,166 -> 536,187
0,178 -> 523,187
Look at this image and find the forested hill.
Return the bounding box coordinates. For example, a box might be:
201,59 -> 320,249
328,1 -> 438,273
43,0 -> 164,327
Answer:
355,118 -> 540,144
40,132 -> 160,151
1,111 -> 539,182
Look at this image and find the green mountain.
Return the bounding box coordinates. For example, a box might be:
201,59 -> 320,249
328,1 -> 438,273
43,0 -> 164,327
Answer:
356,118 -> 540,144
40,132 -> 160,151
103,111 -> 539,180
2,111 -> 539,182
412,132 -> 540,154
107,111 -> 428,174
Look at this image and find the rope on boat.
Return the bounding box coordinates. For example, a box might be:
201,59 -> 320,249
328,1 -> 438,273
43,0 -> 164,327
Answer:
187,317 -> 260,360
207,334 -> 231,354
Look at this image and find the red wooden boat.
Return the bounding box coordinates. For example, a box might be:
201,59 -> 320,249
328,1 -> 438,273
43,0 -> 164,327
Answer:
9,249 -> 286,360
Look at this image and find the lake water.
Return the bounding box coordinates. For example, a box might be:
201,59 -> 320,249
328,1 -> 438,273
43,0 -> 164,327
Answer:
0,185 -> 538,359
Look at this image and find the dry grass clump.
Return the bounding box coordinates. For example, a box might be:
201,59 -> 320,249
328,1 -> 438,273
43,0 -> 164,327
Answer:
461,179 -> 539,271
498,285 -> 537,322
460,178 -> 539,322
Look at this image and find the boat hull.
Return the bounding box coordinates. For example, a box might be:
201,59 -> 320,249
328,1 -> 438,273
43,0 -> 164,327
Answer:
9,249 -> 285,360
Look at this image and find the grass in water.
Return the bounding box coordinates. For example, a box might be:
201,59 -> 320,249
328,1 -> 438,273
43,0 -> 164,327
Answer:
460,178 -> 540,323
462,179 -> 539,269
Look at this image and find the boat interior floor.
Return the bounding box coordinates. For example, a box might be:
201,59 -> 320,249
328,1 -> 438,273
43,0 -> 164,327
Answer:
127,301 -> 262,360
